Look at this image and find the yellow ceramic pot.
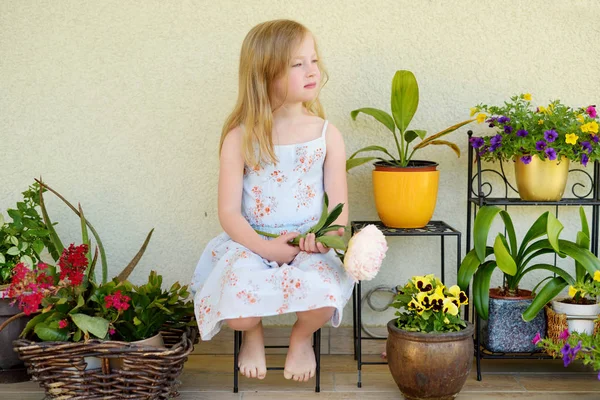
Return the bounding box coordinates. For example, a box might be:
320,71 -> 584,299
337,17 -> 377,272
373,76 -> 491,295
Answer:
372,161 -> 439,228
514,155 -> 569,201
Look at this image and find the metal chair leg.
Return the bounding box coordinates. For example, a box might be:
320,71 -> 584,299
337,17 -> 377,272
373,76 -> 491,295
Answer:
314,328 -> 321,392
233,330 -> 241,393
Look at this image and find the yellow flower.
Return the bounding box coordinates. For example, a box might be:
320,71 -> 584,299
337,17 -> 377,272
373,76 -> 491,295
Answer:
443,298 -> 459,316
589,121 -> 599,134
547,104 -> 554,114
537,106 -> 547,114
581,123 -> 590,133
565,133 -> 579,145
538,119 -> 544,125
416,292 -> 433,310
523,93 -> 532,101
434,285 -> 445,297
476,113 -> 487,124
470,107 -> 479,117
429,293 -> 445,311
577,114 -> 585,124
412,276 -> 433,292
594,270 -> 600,282
408,299 -> 425,315
568,286 -> 578,298
447,285 -> 461,297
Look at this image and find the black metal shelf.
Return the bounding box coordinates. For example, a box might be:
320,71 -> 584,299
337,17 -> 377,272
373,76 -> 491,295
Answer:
465,130 -> 600,381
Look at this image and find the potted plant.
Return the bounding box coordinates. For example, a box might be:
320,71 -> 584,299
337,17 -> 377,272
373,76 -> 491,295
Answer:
458,205 -> 600,352
387,274 -> 472,400
534,329 -> 600,380
347,70 -> 473,228
1,182 -> 61,382
469,95 -> 599,201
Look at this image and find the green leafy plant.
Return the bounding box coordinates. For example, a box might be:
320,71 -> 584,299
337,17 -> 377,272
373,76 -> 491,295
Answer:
392,274 -> 468,333
346,70 -> 474,170
457,206 -> 600,321
0,183 -> 61,285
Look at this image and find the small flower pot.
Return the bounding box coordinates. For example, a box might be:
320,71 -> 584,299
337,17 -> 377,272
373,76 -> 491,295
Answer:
372,161 -> 439,228
514,155 -> 569,201
109,332 -> 166,370
552,299 -> 600,335
0,290 -> 32,383
386,319 -> 474,400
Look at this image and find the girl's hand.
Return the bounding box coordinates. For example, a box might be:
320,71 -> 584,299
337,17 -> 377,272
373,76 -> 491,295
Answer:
299,228 -> 345,254
264,232 -> 301,265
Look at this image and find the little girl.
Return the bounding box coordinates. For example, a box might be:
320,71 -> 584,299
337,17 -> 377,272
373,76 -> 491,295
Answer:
191,19 -> 355,383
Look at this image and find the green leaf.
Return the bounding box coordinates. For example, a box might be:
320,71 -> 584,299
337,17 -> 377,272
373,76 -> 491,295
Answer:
458,247 -> 491,290
310,193 -> 330,234
421,140 -> 461,158
71,313 -> 109,339
134,316 -> 142,326
522,277 -> 568,322
494,234 -> 517,276
317,235 -> 347,251
116,228 -> 154,282
546,212 -> 563,254
518,212 -> 550,258
473,261 -> 497,320
320,203 -> 344,233
0,254 -> 5,264
7,246 -> 19,256
390,70 -> 419,135
0,213 -> 4,226
346,156 -> 379,171
69,295 -> 85,314
34,323 -> 69,341
10,236 -> 18,246
20,255 -> 33,267
499,211 -> 517,258
473,206 -> 503,262
414,119 -> 475,149
73,329 -> 82,342
520,263 -> 575,286
38,180 -> 64,259
404,130 -> 426,144
558,240 -> 600,275
21,312 -> 52,338
348,145 -> 396,161
579,206 -> 590,239
350,108 -> 395,133
32,239 -> 44,256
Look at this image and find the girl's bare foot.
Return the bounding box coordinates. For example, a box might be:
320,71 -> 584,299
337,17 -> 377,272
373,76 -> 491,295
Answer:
283,333 -> 315,382
238,322 -> 267,379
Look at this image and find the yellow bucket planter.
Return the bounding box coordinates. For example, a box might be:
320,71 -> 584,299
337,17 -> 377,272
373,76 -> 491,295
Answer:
372,161 -> 439,228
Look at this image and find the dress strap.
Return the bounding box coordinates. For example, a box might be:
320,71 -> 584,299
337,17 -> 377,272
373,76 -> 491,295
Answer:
321,120 -> 329,139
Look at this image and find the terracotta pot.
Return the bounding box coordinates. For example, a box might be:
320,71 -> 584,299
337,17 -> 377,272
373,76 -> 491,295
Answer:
372,160 -> 439,228
514,155 -> 569,201
483,288 -> 546,353
386,319 -> 474,400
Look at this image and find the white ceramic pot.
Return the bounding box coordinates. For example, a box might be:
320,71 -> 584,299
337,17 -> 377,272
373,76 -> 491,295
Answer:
109,332 -> 165,370
552,300 -> 600,334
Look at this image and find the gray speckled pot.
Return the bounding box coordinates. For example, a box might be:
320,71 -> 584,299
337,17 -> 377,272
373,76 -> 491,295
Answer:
1,293 -> 32,383
483,289 -> 546,353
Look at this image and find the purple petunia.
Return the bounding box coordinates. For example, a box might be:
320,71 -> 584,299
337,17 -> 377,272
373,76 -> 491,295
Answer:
544,129 -> 558,143
560,340 -> 582,368
497,116 -> 510,124
489,134 -> 503,151
536,140 -> 547,151
581,141 -> 593,154
545,147 -> 557,161
516,129 -> 529,137
470,137 -> 485,149
521,155 -> 532,164
504,125 -> 513,134
582,153 -> 589,167
592,135 -> 599,144
558,329 -> 570,340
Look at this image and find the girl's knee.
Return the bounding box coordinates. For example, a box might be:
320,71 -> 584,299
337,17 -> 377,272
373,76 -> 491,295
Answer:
297,306 -> 335,319
225,316 -> 261,331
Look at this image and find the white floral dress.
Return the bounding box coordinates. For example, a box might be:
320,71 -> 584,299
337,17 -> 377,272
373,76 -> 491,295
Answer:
191,120 -> 355,340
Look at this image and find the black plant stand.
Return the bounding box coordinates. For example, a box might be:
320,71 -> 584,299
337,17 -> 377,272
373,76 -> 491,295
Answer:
351,220 -> 461,388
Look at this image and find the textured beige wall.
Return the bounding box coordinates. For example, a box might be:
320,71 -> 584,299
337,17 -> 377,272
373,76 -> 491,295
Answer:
2,0 -> 599,327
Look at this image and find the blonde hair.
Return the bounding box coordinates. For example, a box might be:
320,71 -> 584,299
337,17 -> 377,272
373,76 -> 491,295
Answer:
220,19 -> 328,167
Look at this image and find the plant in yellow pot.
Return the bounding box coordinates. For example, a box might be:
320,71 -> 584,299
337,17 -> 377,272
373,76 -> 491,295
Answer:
347,70 -> 473,228
469,95 -> 599,201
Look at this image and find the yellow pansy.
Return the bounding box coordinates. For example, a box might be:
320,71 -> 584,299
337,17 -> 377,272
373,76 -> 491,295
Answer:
565,133 -> 579,145
476,113 -> 487,124
416,292 -> 433,310
538,119 -> 544,125
411,275 -> 433,292
408,299 -> 425,315
523,93 -> 532,101
470,107 -> 479,117
434,285 -> 445,297
594,270 -> 600,282
577,114 -> 585,124
443,298 -> 459,316
589,121 -> 599,134
568,286 -> 578,298
447,285 -> 461,297
429,293 -> 445,311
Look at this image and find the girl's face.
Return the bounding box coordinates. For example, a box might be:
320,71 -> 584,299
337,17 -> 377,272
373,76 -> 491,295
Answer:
271,34 -> 321,106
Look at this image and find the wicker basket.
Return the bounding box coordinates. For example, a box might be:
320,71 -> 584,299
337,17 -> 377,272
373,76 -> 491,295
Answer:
545,304 -> 600,341
13,325 -> 198,400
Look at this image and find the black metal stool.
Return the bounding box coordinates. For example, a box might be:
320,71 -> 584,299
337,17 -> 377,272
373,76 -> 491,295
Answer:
233,328 -> 321,393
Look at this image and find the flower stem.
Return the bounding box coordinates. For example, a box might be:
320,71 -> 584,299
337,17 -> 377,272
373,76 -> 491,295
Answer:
254,229 -> 279,238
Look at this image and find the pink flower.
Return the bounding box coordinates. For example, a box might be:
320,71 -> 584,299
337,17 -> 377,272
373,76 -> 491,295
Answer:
109,329 -> 116,335
558,329 -> 570,340
586,105 -> 597,119
58,244 -> 89,286
343,225 -> 388,281
532,332 -> 541,345
104,290 -> 131,311
58,319 -> 68,329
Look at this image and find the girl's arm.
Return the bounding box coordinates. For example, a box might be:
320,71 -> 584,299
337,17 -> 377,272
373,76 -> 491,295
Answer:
323,123 -> 349,227
218,127 -> 300,264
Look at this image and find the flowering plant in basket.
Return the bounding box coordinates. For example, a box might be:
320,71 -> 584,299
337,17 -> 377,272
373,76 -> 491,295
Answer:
469,94 -> 599,166
392,274 -> 469,332
255,193 -> 388,281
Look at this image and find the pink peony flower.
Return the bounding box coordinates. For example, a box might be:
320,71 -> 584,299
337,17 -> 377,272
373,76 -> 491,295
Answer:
343,225 -> 388,281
